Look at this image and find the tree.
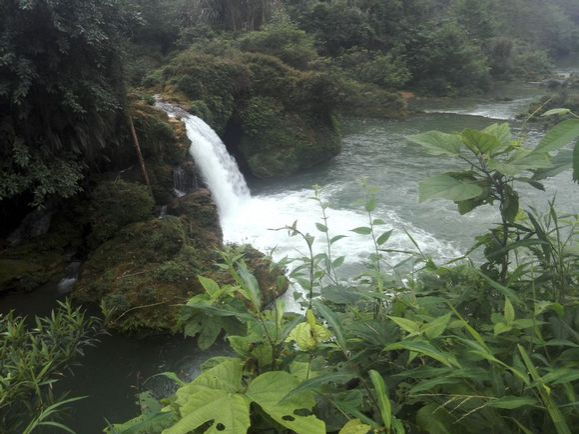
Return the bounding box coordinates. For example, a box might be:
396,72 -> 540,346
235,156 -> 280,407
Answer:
0,0 -> 133,206
184,0 -> 276,32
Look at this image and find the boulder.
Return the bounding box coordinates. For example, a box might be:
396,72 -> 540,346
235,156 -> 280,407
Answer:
75,192 -> 286,334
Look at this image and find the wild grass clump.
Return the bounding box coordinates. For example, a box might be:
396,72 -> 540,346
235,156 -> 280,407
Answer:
0,300 -> 101,433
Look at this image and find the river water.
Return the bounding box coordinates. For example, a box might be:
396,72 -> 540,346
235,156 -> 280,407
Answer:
225,82 -> 578,295
3,78 -> 579,432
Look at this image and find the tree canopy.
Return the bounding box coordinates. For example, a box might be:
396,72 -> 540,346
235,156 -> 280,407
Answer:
0,0 -> 133,205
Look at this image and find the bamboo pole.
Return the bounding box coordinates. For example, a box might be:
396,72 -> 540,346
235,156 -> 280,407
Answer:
128,116 -> 153,198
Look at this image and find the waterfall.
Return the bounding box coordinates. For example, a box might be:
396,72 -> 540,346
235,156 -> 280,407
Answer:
57,261 -> 81,294
172,167 -> 187,197
155,100 -> 250,220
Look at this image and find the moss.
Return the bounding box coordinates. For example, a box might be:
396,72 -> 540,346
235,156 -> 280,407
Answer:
189,100 -> 213,122
338,79 -> 407,118
75,216 -> 195,332
87,180 -> 155,247
238,96 -> 341,178
131,101 -> 190,164
168,188 -> 222,244
0,257 -> 64,292
75,197 -> 285,334
161,52 -> 250,134
147,162 -> 175,205
75,193 -> 222,333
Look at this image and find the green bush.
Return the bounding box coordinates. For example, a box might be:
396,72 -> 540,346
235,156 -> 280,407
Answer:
239,20 -> 318,69
162,51 -> 250,132
406,22 -> 491,95
338,48 -> 411,89
297,1 -> 377,56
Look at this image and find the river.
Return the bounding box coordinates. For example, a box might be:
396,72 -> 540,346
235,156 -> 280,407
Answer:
4,78 -> 579,433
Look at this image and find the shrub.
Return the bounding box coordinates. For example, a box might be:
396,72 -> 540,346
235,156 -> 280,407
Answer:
405,21 -> 491,95
238,20 -> 318,69
338,47 -> 411,89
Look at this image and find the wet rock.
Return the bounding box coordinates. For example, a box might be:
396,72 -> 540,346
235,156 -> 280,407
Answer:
0,211 -> 83,293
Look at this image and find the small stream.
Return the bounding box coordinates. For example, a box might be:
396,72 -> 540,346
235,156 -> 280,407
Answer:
2,75 -> 578,432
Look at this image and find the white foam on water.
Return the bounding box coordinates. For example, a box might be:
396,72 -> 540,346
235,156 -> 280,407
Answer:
155,100 -> 461,310
222,188 -> 460,265
182,115 -> 251,219
424,97 -> 536,120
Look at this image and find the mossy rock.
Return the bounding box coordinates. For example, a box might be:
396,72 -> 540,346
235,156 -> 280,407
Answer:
0,256 -> 66,293
86,180 -> 155,247
161,52 -> 251,134
75,216 -> 196,333
167,189 -> 222,245
75,212 -> 286,334
237,96 -> 341,178
105,99 -> 187,171
338,80 -> 407,118
0,210 -> 83,293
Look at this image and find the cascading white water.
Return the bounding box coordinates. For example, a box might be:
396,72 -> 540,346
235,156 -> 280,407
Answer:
155,100 -> 250,221
181,115 -> 251,218
155,99 -> 461,273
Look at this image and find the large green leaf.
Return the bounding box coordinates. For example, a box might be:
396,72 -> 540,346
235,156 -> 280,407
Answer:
282,371 -> 357,402
422,313 -> 451,339
501,187 -> 519,223
314,300 -> 348,351
106,412 -> 175,434
175,360 -> 243,401
164,391 -> 250,434
388,316 -> 421,336
237,262 -> 261,310
488,152 -> 552,176
339,419 -> 372,434
369,370 -> 392,429
535,119 -> 579,154
415,404 -> 454,434
419,174 -> 483,202
482,123 -> 512,149
486,396 -> 537,409
462,129 -> 503,154
518,345 -> 572,434
247,371 -> 326,434
406,131 -> 463,156
532,148 -> 574,180
164,361 -> 326,434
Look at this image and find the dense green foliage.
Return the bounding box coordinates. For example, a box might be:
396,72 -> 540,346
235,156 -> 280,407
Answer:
108,120 -> 578,433
408,110 -> 579,282
0,300 -> 100,434
1,0 -> 578,208
155,47 -> 344,178
0,0 -> 133,206
0,2 -> 578,430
